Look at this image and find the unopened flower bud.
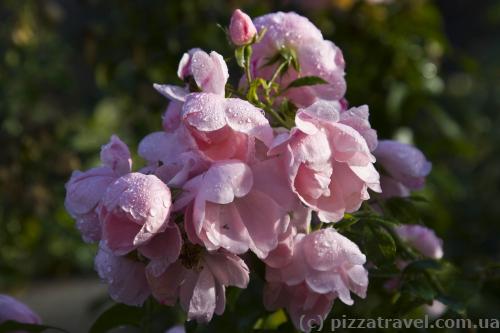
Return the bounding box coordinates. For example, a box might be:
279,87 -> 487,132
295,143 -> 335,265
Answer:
229,9 -> 257,46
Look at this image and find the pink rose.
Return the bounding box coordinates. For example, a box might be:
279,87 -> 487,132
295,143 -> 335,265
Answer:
95,242 -> 151,306
99,173 -> 176,256
176,160 -> 289,259
153,48 -> 230,134
177,48 -> 201,81
148,249 -> 249,323
395,224 -> 443,259
339,105 -> 378,151
264,228 -> 368,332
0,295 -> 41,326
247,12 -> 346,107
65,135 -> 131,243
181,93 -> 273,162
175,49 -> 228,95
263,282 -> 334,333
268,228 -> 368,305
374,140 -> 432,198
138,128 -> 209,188
270,100 -> 381,222
229,9 -> 257,46
100,135 -> 132,175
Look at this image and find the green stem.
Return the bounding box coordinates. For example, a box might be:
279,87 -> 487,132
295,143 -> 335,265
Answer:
245,63 -> 252,86
269,61 -> 288,88
262,104 -> 290,129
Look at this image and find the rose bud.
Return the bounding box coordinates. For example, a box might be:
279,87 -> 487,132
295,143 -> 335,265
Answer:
229,9 -> 257,46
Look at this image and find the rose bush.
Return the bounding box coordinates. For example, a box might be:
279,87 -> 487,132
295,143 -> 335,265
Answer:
59,9 -> 456,333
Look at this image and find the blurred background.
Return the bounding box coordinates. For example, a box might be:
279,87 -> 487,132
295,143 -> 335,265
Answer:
0,0 -> 499,332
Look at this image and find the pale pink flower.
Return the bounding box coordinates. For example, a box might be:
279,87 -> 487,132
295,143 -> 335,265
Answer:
174,49 -> 229,96
138,127 -> 209,188
100,135 -> 132,175
95,242 -> 151,306
263,282 -> 335,333
154,48 -> 230,134
264,228 -> 368,332
425,300 -> 447,319
99,173 -> 177,258
65,135 -> 131,243
0,295 -> 41,326
177,48 -> 201,81
270,100 -> 381,222
162,100 -> 183,132
148,249 -> 249,323
395,224 -> 443,259
263,225 -> 297,269
250,156 -> 312,232
267,228 -> 369,305
374,140 -> 432,198
229,9 -> 257,46
175,160 -> 289,259
248,12 -> 346,107
339,105 -> 378,151
181,93 -> 273,162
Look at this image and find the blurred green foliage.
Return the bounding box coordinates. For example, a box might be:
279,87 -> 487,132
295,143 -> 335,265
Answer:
0,0 -> 499,330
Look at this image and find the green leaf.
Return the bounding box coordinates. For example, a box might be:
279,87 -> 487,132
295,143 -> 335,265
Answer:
436,295 -> 466,316
89,303 -> 144,333
403,259 -> 442,274
246,78 -> 266,104
334,216 -> 360,231
405,278 -> 437,302
0,321 -> 68,333
375,227 -> 397,260
226,286 -> 243,312
262,47 -> 299,72
254,27 -> 267,44
285,76 -> 328,90
262,52 -> 282,67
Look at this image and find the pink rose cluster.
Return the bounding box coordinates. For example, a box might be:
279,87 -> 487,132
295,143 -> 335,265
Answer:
64,9 -> 433,332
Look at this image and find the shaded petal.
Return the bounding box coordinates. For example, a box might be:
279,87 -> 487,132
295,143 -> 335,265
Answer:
234,190 -> 286,258
153,84 -> 188,102
203,251 -> 250,288
100,135 -> 132,175
148,262 -> 187,306
65,167 -> 115,216
75,211 -> 101,243
140,225 -> 182,276
214,283 -> 226,316
95,243 -> 150,306
187,268 -> 217,323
